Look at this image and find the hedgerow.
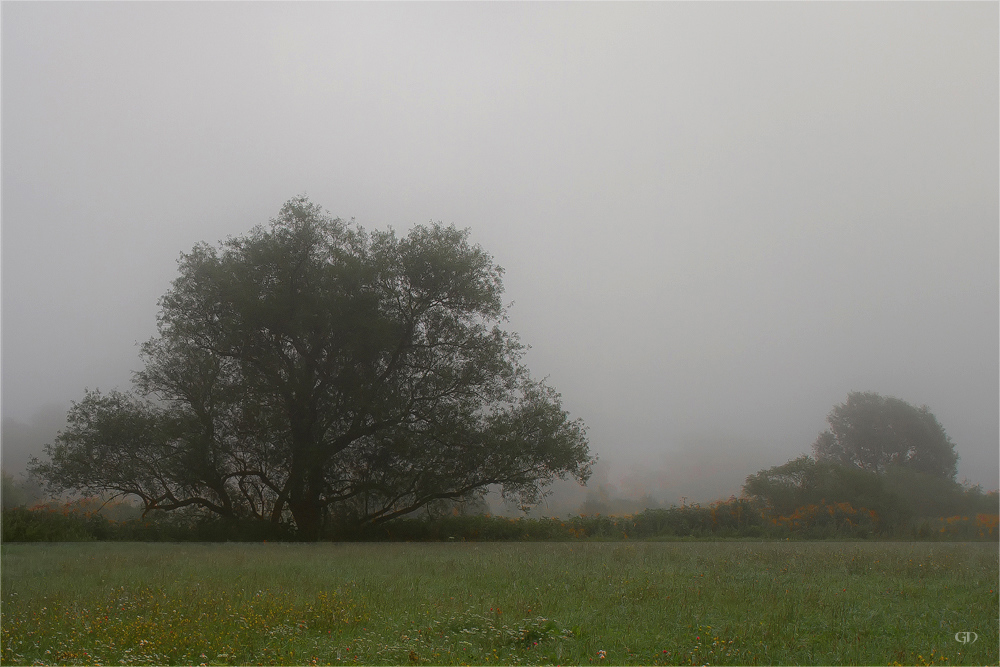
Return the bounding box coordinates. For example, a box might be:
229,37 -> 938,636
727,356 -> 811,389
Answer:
3,496 -> 996,542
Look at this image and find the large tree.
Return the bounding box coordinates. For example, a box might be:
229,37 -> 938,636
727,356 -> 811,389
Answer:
33,197 -> 592,539
812,391 -> 958,479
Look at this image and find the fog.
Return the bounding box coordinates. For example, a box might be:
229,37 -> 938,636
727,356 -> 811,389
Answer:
3,3 -> 997,501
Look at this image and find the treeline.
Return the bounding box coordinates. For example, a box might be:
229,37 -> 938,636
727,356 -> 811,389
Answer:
743,455 -> 998,528
4,493 -> 996,543
6,392 -> 997,543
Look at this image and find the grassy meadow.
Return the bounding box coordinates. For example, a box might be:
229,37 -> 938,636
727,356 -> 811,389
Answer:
1,541 -> 996,666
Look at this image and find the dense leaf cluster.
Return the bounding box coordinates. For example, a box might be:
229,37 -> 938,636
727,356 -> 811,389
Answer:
812,391 -> 958,478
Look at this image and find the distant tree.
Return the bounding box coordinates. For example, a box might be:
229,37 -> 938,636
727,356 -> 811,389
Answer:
32,197 -> 592,540
742,456 -> 815,515
1,470 -> 46,510
812,392 -> 958,479
746,394 -> 973,526
742,455 -> 893,517
744,454 -> 994,527
578,484 -> 661,517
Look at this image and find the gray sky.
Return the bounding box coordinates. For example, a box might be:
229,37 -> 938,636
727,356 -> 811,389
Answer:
3,2 -> 997,498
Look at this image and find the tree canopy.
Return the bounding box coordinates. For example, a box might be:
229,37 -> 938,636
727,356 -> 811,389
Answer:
743,392 -> 970,526
812,391 -> 958,479
33,197 -> 592,539
743,453 -> 990,526
742,455 -> 899,518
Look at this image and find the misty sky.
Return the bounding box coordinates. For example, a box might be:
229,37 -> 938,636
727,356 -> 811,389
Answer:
3,2 -> 997,499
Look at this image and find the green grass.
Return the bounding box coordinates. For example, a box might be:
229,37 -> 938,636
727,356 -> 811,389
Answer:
1,542 -> 996,665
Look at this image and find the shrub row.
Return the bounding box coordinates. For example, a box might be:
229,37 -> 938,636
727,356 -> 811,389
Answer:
4,497 -> 997,542
0,506 -> 294,543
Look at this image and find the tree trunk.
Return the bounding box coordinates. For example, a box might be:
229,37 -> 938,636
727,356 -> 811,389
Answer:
289,497 -> 322,541
287,413 -> 324,540
287,456 -> 325,540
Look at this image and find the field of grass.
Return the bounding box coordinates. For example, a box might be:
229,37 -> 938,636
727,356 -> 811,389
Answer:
1,541 -> 996,666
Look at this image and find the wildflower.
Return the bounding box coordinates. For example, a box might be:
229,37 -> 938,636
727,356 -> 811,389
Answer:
598,650 -> 607,659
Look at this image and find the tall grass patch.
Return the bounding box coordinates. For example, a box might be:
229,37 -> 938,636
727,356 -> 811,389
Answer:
2,542 -> 996,665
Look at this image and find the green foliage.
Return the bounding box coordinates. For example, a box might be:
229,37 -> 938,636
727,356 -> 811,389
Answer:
744,455 -> 998,533
743,393 -> 988,533
6,493 -> 995,543
1,506 -> 296,543
744,456 -> 889,516
1,507 -> 97,542
32,197 -> 591,540
814,392 -> 958,479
